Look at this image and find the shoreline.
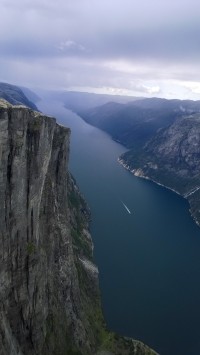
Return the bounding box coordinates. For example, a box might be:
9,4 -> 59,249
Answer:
118,157 -> 200,228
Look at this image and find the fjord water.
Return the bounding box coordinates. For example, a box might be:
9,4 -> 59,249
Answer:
38,100 -> 200,355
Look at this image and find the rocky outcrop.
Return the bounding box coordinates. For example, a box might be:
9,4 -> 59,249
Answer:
121,113 -> 200,225
0,99 -> 157,355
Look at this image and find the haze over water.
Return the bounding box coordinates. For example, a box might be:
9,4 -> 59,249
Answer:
39,99 -> 200,355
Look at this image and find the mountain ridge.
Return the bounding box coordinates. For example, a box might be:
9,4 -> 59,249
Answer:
76,97 -> 200,149
0,82 -> 38,110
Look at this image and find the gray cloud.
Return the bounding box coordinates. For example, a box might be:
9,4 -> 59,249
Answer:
0,0 -> 200,99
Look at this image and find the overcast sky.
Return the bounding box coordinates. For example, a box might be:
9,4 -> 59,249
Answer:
1,0 -> 200,99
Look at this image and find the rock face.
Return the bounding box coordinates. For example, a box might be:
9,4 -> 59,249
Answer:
121,113 -> 200,225
0,100 -> 157,355
0,99 -> 98,354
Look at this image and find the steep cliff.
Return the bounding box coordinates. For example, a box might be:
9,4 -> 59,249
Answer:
120,113 -> 200,225
0,100 -> 157,355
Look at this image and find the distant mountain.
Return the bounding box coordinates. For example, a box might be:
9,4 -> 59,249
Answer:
62,91 -> 143,111
34,88 -> 142,111
20,86 -> 41,105
77,98 -> 200,149
128,97 -> 200,111
120,112 -> 200,225
0,82 -> 38,110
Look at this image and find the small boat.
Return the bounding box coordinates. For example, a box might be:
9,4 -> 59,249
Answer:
121,201 -> 131,214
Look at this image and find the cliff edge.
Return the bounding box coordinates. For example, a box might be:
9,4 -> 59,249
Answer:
0,100 -> 157,355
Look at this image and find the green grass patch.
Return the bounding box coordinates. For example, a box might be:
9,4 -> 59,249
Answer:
26,242 -> 35,255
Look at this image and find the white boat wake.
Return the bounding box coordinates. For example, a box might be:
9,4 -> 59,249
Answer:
121,201 -> 131,214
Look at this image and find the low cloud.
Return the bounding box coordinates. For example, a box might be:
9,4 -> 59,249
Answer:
57,40 -> 87,54
142,85 -> 161,95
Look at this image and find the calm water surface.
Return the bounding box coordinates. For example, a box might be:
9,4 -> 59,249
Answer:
38,100 -> 200,355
